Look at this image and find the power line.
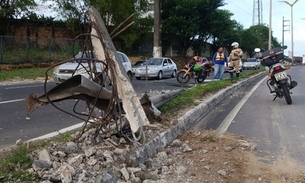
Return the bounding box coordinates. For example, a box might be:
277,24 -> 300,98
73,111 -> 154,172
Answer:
239,0 -> 253,10
227,0 -> 253,17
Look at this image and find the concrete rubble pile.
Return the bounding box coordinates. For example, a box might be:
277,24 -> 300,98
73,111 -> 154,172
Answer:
29,130 -> 257,183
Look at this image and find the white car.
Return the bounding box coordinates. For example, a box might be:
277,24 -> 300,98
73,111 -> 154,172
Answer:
224,60 -> 243,72
53,51 -> 133,84
134,57 -> 177,80
243,58 -> 260,70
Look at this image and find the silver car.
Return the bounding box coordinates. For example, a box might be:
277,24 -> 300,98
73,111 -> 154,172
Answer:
134,57 -> 177,80
243,58 -> 261,70
53,51 -> 133,84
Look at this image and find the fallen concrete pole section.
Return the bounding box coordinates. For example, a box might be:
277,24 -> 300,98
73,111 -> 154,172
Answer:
25,74 -> 183,120
26,75 -> 113,115
89,7 -> 149,133
150,89 -> 184,108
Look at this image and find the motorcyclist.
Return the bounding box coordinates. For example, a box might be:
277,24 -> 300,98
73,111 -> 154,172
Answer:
228,42 -> 243,79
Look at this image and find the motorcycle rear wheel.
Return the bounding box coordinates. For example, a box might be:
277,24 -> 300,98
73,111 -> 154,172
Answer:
176,71 -> 191,84
280,82 -> 292,105
197,72 -> 207,83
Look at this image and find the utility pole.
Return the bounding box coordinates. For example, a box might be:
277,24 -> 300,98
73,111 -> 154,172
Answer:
268,0 -> 272,49
282,16 -> 290,48
153,0 -> 161,57
279,0 -> 300,64
253,0 -> 263,25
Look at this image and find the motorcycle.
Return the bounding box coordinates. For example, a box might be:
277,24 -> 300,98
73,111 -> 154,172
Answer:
176,57 -> 213,84
255,48 -> 297,105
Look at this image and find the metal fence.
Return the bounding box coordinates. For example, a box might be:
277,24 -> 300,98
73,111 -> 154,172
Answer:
0,36 -> 85,64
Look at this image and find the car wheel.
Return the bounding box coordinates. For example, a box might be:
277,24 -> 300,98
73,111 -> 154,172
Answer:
127,71 -> 133,82
171,70 -> 176,78
136,77 -> 141,80
157,71 -> 163,80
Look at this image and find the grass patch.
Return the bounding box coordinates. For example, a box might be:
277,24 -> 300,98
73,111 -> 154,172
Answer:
54,131 -> 72,143
0,67 -> 51,82
0,132 -> 74,182
160,69 -> 264,113
0,145 -> 40,182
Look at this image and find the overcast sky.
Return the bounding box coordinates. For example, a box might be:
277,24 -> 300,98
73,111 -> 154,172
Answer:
221,0 -> 305,56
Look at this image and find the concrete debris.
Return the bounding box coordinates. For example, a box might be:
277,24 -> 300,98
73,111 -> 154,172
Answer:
218,170 -> 227,176
171,139 -> 182,147
182,143 -> 192,152
120,166 -> 130,181
238,140 -> 256,151
32,160 -> 51,171
202,149 -> 208,154
60,169 -> 72,183
175,165 -> 188,174
15,139 -> 23,145
38,149 -> 51,163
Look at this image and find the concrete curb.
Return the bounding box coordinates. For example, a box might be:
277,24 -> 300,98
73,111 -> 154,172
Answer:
131,72 -> 266,165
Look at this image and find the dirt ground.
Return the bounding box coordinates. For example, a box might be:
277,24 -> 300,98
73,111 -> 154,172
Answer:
151,130 -> 305,183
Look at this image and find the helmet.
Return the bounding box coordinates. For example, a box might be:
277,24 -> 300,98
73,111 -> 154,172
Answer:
193,56 -> 199,61
231,42 -> 239,48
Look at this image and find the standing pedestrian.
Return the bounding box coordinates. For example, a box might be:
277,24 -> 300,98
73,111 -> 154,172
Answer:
212,47 -> 228,80
228,42 -> 243,79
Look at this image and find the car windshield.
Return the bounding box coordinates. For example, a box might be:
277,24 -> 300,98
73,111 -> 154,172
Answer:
247,59 -> 257,62
134,61 -> 146,66
73,52 -> 96,63
147,58 -> 162,65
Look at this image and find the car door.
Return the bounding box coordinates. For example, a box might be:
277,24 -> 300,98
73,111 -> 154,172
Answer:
167,59 -> 175,74
256,59 -> 260,67
161,59 -> 168,76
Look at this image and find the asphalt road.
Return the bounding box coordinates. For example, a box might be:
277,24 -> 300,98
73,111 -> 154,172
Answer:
0,70 -> 249,148
194,66 -> 305,166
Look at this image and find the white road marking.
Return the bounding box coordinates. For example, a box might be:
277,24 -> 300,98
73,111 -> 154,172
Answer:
5,84 -> 43,89
217,76 -> 267,133
27,122 -> 86,142
0,99 -> 25,104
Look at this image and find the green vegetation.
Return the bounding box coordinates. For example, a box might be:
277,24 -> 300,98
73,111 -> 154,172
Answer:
54,131 -> 73,143
0,131 -> 74,182
160,69 -> 264,113
0,145 -> 39,182
204,133 -> 216,142
0,68 -> 51,81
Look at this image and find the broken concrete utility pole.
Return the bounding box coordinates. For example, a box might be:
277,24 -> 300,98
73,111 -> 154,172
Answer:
89,7 -> 149,133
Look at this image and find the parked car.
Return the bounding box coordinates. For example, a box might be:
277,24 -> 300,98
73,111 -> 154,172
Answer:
224,60 -> 243,72
243,58 -> 261,70
53,51 -> 133,84
132,60 -> 146,75
134,57 -> 177,80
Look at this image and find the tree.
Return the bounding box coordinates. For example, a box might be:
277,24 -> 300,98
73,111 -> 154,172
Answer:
204,9 -> 244,52
0,0 -> 36,18
239,25 -> 281,55
161,0 -> 225,56
46,0 -> 152,51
